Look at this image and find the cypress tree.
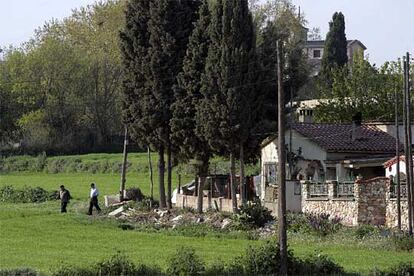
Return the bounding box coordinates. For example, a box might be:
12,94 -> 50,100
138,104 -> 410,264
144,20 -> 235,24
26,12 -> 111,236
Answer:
121,0 -> 199,209
171,0 -> 212,175
197,0 -> 256,211
321,12 -> 348,85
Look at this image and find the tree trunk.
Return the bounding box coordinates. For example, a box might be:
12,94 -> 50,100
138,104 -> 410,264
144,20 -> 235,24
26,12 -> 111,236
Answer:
158,147 -> 166,209
196,158 -> 209,214
197,176 -> 204,213
277,40 -> 288,275
230,152 -> 238,213
148,146 -> 154,207
119,127 -> 128,202
240,144 -> 246,206
166,143 -> 172,210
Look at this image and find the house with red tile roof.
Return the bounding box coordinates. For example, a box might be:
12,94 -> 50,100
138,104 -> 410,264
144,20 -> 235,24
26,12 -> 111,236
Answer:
260,122 -> 400,203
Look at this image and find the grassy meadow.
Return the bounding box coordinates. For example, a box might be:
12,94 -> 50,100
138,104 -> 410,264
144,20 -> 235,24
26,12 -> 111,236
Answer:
0,153 -> 413,274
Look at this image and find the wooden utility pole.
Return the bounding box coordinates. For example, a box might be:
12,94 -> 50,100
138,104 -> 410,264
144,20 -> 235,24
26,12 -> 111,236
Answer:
277,40 -> 287,275
119,127 -> 128,202
147,146 -> 154,206
395,82 -> 401,230
403,54 -> 413,235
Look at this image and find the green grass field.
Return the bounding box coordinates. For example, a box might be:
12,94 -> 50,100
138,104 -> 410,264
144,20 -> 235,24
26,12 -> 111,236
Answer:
0,153 -> 413,274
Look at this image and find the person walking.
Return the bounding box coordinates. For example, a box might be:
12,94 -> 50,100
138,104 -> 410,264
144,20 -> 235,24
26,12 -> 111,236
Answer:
59,185 -> 71,213
88,182 -> 101,215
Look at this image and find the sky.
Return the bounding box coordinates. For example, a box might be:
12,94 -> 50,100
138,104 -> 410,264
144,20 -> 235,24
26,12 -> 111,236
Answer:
0,0 -> 413,66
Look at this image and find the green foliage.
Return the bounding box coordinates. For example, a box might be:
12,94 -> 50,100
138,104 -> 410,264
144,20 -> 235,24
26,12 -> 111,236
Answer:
299,252 -> 345,275
0,1 -> 125,154
287,213 -> 342,236
315,52 -> 405,123
0,267 -> 39,276
320,11 -> 348,85
167,246 -> 205,276
51,264 -> 95,276
233,200 -> 273,229
0,185 -> 50,203
354,224 -> 380,240
392,233 -> 414,252
95,252 -> 137,276
125,187 -> 144,202
371,262 -> 414,276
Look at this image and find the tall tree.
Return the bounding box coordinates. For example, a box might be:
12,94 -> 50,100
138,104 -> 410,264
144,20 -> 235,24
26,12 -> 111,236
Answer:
197,0 -> 256,211
171,0 -> 212,177
121,0 -> 199,209
320,12 -> 348,85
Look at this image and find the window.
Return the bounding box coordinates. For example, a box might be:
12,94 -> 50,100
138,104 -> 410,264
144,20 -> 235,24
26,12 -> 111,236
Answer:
313,49 -> 321,58
263,163 -> 277,185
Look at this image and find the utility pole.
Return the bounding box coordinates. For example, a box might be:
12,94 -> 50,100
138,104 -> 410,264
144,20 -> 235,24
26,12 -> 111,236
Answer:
406,53 -> 414,234
119,127 -> 128,202
277,40 -> 287,275
395,82 -> 401,230
403,54 -> 413,235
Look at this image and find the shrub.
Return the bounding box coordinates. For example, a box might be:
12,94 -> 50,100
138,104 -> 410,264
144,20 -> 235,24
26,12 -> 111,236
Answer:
126,187 -> 144,202
0,267 -> 38,276
354,224 -> 379,239
233,200 -> 273,230
299,252 -> 345,275
392,233 -> 414,252
95,252 -> 137,276
23,186 -> 49,203
287,212 -> 312,233
51,264 -> 95,276
166,246 -> 205,276
0,185 -> 51,203
371,262 -> 414,276
306,213 -> 342,236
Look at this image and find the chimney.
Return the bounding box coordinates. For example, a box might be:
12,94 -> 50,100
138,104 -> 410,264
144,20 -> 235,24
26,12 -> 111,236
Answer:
299,108 -> 313,123
351,112 -> 362,141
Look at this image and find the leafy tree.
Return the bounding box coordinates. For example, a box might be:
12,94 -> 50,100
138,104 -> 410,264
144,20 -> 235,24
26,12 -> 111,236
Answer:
320,12 -> 348,85
315,53 -> 404,123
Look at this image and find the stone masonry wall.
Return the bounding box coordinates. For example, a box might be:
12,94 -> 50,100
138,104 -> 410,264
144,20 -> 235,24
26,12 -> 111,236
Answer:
355,177 -> 387,226
301,181 -> 358,226
385,180 -> 409,230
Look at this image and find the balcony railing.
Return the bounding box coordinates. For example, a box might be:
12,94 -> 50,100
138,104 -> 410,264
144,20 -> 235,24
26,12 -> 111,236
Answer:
308,182 -> 328,198
390,182 -> 408,198
336,181 -> 354,198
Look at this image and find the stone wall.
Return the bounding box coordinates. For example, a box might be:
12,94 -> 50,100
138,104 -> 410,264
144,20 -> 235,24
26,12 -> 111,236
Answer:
385,180 -> 409,230
175,194 -> 233,213
301,178 -> 388,226
301,181 -> 358,225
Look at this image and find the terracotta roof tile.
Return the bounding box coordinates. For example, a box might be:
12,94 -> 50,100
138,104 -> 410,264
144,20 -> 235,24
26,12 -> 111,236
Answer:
292,123 -> 398,153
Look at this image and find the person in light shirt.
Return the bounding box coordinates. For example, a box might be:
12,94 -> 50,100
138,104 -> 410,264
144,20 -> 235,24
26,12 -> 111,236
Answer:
88,182 -> 101,215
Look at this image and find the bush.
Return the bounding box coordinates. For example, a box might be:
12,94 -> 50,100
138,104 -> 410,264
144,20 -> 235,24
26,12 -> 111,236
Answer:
0,185 -> 50,203
167,246 -> 205,276
392,233 -> 414,252
354,224 -> 379,239
233,200 -> 273,230
371,262 -> 414,276
95,252 -> 137,276
306,213 -> 342,236
299,252 -> 345,275
0,267 -> 38,276
126,187 -> 144,202
51,264 -> 95,276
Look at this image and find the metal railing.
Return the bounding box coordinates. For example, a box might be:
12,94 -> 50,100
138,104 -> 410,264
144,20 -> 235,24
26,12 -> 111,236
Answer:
308,182 -> 328,198
336,181 -> 354,198
390,182 -> 408,198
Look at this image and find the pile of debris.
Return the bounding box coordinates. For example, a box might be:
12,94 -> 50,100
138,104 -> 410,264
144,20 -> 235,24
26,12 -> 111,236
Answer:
108,205 -> 234,230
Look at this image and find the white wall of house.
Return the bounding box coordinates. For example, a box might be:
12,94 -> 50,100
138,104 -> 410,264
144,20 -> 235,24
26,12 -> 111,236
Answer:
260,130 -> 327,200
386,160 -> 407,178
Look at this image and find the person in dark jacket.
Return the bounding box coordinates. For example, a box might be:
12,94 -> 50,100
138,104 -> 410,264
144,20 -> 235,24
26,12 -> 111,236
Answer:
88,182 -> 101,215
59,185 -> 71,213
